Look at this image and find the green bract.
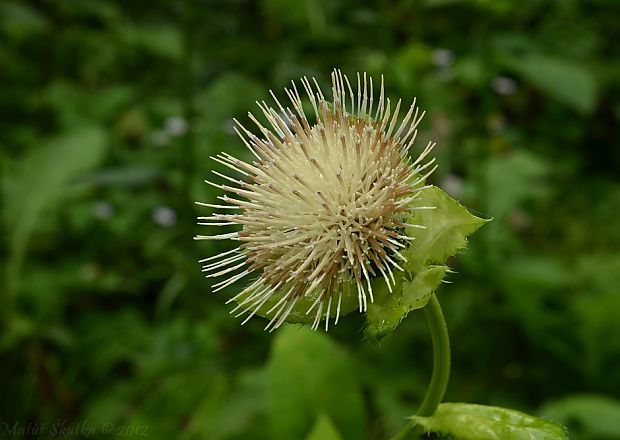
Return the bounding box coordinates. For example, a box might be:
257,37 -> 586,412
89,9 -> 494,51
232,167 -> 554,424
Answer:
365,266 -> 446,340
366,186 -> 487,339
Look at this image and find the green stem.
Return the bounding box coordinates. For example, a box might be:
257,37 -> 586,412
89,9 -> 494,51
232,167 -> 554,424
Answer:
391,294 -> 451,440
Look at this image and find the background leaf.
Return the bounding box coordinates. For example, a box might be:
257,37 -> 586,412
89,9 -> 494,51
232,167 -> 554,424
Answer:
267,326 -> 365,440
539,394 -> 620,439
3,126 -> 106,300
504,54 -> 598,113
305,414 -> 344,440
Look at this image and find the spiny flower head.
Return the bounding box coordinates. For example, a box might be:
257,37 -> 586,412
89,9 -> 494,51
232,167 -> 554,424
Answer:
195,70 -> 437,331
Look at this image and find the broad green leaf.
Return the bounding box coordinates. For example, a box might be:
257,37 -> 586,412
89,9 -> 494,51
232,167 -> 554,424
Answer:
3,126 -> 106,300
365,266 -> 446,340
505,54 -> 598,114
539,394 -> 620,439
404,186 -> 488,273
412,403 -> 568,440
84,368 -> 227,440
195,369 -> 269,440
267,326 -> 365,440
305,414 -> 343,440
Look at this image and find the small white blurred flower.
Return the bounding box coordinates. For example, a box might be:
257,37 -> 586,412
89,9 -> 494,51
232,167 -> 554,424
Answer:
93,201 -> 114,220
153,206 -> 177,227
164,116 -> 189,137
491,76 -> 517,96
432,49 -> 454,68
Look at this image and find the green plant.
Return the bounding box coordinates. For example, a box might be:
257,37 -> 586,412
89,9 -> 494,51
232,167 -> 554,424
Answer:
196,70 -> 568,439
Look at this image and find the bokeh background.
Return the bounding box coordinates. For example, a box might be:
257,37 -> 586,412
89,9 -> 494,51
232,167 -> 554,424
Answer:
2,0 -> 620,439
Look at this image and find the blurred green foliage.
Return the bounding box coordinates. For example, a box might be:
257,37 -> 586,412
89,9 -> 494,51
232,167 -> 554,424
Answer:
1,0 -> 620,439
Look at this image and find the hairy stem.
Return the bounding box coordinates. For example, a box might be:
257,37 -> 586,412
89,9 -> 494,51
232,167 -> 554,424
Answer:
391,294 -> 451,439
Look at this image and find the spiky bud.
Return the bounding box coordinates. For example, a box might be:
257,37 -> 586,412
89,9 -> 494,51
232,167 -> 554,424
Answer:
195,70 -> 436,331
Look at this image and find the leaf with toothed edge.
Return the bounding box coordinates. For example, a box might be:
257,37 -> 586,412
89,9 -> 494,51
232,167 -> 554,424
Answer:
363,186 -> 488,340
403,185 -> 489,274
410,403 -> 569,440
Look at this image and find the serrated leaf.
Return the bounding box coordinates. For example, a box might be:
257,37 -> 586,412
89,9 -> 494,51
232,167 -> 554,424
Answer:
539,394 -> 620,439
504,54 -> 598,114
404,186 -> 488,273
267,326 -> 365,440
365,266 -> 446,340
305,414 -> 343,440
412,403 -> 568,440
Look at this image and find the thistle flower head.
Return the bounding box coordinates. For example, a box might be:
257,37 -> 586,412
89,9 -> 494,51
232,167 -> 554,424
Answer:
196,70 -> 436,331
